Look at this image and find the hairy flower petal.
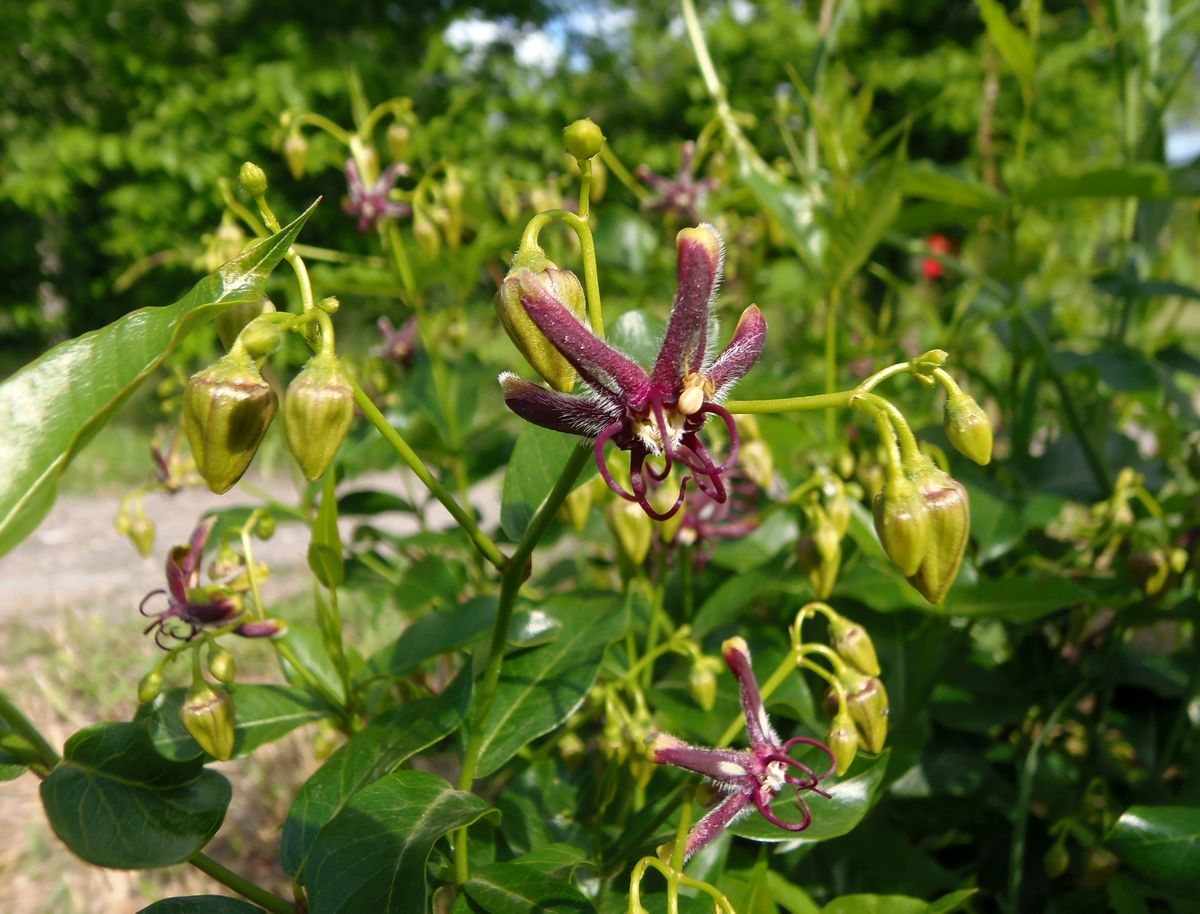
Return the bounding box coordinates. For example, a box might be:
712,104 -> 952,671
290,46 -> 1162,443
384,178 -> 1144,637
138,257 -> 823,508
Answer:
650,224 -> 723,391
723,636 -> 778,750
499,373 -> 620,438
649,733 -> 757,788
685,791 -> 753,859
707,305 -> 767,398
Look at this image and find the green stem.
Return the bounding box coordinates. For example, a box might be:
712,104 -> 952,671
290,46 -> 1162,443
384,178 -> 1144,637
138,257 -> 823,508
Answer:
600,144 -> 651,203
824,286 -> 841,441
189,852 -> 296,914
0,689 -> 59,772
350,379 -> 507,571
521,210 -> 606,338
725,390 -> 853,414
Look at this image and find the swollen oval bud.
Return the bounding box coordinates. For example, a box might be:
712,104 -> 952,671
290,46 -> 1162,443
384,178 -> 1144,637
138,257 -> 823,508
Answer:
128,514 -> 156,558
238,161 -> 268,198
826,709 -> 859,776
688,656 -> 721,712
283,133 -> 308,179
137,671 -> 163,704
872,474 -> 932,577
944,392 -> 993,465
841,671 -> 889,754
828,614 -> 881,677
904,460 -> 970,604
607,501 -> 654,565
216,297 -> 276,351
1044,843 -> 1070,879
284,354 -> 355,481
208,647 -> 237,684
386,123 -> 411,161
183,351 -> 278,494
180,683 -> 236,761
497,256 -> 586,392
563,117 -> 605,161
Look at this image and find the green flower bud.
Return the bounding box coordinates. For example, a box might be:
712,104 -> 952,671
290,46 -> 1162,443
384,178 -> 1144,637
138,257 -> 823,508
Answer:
826,709 -> 859,776
563,117 -> 605,161
237,318 -> 285,360
238,161 -> 268,198
137,671 -> 163,704
796,533 -> 839,600
413,210 -> 441,258
561,482 -> 593,532
180,682 -> 236,761
128,514 -> 156,558
386,122 -> 411,161
607,500 -> 654,565
283,133 -> 308,179
944,392 -> 993,465
841,669 -> 889,754
828,614 -> 881,677
497,254 -> 587,393
284,354 -> 355,481
739,438 -> 774,489
904,460 -> 970,605
558,732 -> 586,770
688,656 -> 721,712
208,647 -> 237,685
1081,847 -> 1118,888
1043,843 -> 1070,879
216,297 -> 276,351
183,351 -> 278,494
255,511 -> 276,541
872,473 -> 932,577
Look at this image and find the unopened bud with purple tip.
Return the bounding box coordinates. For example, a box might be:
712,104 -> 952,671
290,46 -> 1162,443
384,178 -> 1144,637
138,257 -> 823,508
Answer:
497,253 -> 587,393
904,458 -> 970,605
181,682 -> 236,761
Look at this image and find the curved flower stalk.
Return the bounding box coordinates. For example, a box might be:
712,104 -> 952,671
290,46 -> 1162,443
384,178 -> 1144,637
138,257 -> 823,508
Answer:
501,223 -> 766,520
649,637 -> 836,860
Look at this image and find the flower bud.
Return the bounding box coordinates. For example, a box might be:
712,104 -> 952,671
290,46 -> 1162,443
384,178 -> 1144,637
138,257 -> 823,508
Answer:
872,474 -> 932,577
283,133 -> 308,179
607,501 -> 653,565
216,297 -> 276,351
238,161 -> 268,198
840,669 -> 888,754
183,351 -> 278,494
256,512 -> 276,541
688,656 -> 721,712
944,391 -> 993,465
413,211 -> 441,258
827,488 -> 851,538
497,254 -> 587,393
1129,549 -> 1171,597
828,614 -> 881,677
180,682 -> 236,761
739,438 -> 774,489
208,647 -> 237,684
904,460 -> 970,605
561,482 -> 593,532
128,514 -> 156,558
208,543 -> 244,581
796,534 -> 839,600
1081,847 -> 1118,888
558,732 -> 586,769
237,318 -> 285,360
386,122 -> 411,161
826,709 -> 859,776
137,671 -> 163,704
563,117 -> 605,161
1043,843 -> 1070,879
284,353 -> 356,481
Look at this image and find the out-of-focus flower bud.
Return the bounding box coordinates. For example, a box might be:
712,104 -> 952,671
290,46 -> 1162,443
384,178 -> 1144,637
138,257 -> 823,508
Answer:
386,123 -> 410,162
284,353 -> 355,481
1044,843 -> 1070,879
183,351 -> 278,494
944,391 -> 993,465
137,671 -> 163,704
1082,847 -> 1118,888
413,210 -> 441,258
180,682 -> 236,761
237,318 -> 285,360
740,439 -> 774,489
796,533 -> 839,600
826,708 -> 859,776
562,482 -> 593,532
128,514 -> 156,558
840,669 -> 889,754
827,488 -> 851,538
235,618 -> 287,639
828,613 -> 881,677
238,161 -> 268,198
256,512 -> 276,541
873,474 -> 932,577
496,253 -> 587,393
688,655 -> 722,712
563,117 -> 605,161
607,500 -> 653,565
283,133 -> 308,179
208,647 -> 236,684
216,297 -> 276,352
208,543 -> 243,581
810,521 -> 842,599
1129,549 -> 1170,597
904,459 -> 970,605
558,732 -> 586,770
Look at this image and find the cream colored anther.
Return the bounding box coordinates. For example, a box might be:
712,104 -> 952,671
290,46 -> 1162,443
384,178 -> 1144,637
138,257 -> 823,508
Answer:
676,373 -> 709,416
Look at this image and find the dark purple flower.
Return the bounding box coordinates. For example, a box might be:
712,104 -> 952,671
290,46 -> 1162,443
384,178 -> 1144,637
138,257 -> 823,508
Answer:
374,315 -> 420,366
139,518 -> 280,648
672,470 -> 760,566
500,224 -> 766,521
649,636 -> 835,860
636,141 -> 718,222
343,159 -> 412,232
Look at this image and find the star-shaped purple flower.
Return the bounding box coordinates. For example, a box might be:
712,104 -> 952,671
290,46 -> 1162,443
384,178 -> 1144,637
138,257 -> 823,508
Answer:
649,636 -> 836,860
671,469 -> 759,567
500,224 -> 766,520
343,158 -> 412,232
636,141 -> 718,222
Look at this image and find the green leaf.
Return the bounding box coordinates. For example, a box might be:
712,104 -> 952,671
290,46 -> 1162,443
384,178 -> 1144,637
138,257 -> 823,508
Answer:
140,684 -> 333,762
397,554 -> 469,611
901,164 -> 1004,213
507,843 -> 592,880
730,752 -> 889,843
974,0 -> 1035,91
820,896 -> 925,914
0,203 -> 317,557
1106,804 -> 1200,892
925,889 -> 978,914
501,430 -> 594,541
307,472 -> 344,588
943,576 -> 1090,622
820,150 -> 906,292
281,672 -> 472,876
723,858 -> 779,914
365,596 -> 498,680
1021,163 -> 1195,202
279,624 -> 346,705
137,898 -> 266,914
303,769 -> 495,914
766,872 -> 820,914
474,593 -> 626,777
464,861 -> 595,913
40,722 -> 231,868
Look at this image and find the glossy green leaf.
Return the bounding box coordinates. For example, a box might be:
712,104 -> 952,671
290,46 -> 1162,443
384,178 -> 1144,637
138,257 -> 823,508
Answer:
40,722 -> 231,868
303,769 -> 495,914
464,861 -> 594,913
766,871 -> 820,914
137,899 -> 266,914
307,472 -> 344,588
507,843 -> 592,880
501,430 -> 593,542
974,0 -> 1035,91
140,684 -> 333,762
0,203 -> 316,557
281,672 -> 471,876
1106,804 -> 1200,891
943,576 -> 1090,622
723,857 -> 778,914
279,624 -> 346,705
366,596 -> 498,679
730,752 -> 889,843
925,889 -> 978,914
475,593 -> 626,777
821,896 -> 925,914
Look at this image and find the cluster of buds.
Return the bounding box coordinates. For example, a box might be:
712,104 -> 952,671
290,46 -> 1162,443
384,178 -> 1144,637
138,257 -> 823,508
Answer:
795,474 -> 854,599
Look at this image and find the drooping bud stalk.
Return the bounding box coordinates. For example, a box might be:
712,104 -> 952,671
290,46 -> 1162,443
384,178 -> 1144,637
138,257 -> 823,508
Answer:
839,668 -> 889,754
283,353 -> 356,481
137,671 -> 163,704
216,297 -> 276,351
903,458 -> 970,604
944,391 -> 993,466
562,117 -> 606,162
828,613 -> 881,677
873,473 -> 932,577
606,500 -> 654,565
826,707 -> 859,775
180,682 -> 236,761
183,348 -> 279,494
283,132 -> 308,179
496,252 -> 587,393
